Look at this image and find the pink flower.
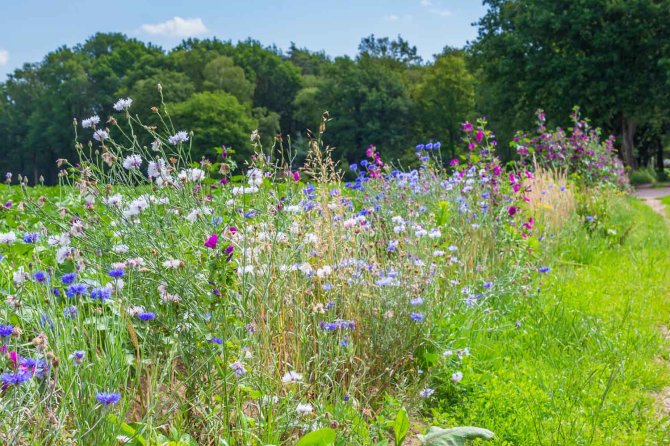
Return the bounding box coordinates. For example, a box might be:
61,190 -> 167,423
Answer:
462,122 -> 473,132
204,234 -> 218,249
475,130 -> 484,143
292,171 -> 300,182
508,206 -> 517,217
449,159 -> 460,167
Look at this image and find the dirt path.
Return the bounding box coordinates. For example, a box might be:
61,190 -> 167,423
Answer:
634,187 -> 670,218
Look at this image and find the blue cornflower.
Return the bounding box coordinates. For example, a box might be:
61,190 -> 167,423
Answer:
96,392 -> 121,406
0,324 -> 14,337
66,283 -> 89,298
137,312 -> 156,321
340,337 -> 350,347
90,287 -> 112,301
70,350 -> 85,365
410,312 -> 424,322
53,289 -> 60,296
349,163 -> 358,172
360,160 -> 369,168
320,320 -> 355,331
210,216 -> 223,226
415,144 -> 425,150
61,273 -> 76,285
23,232 -> 39,243
539,266 -> 550,273
434,141 -> 442,149
483,281 -> 493,289
34,271 -> 49,283
1,371 -> 31,386
208,336 -> 223,345
243,210 -> 258,219
108,269 -> 124,278
425,143 -> 434,150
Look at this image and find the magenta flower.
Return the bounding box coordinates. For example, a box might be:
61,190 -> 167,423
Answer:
204,234 -> 218,249
292,171 -> 300,182
462,122 -> 473,132
475,130 -> 484,143
508,206 -> 517,217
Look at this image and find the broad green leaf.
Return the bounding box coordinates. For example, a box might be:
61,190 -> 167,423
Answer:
417,426 -> 494,446
393,408 -> 410,446
295,427 -> 337,446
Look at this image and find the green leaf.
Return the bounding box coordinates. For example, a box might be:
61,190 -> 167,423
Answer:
294,427 -> 337,446
392,408 -> 410,446
418,426 -> 494,446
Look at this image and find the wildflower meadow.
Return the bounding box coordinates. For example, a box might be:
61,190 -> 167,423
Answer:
1,87 -> 668,446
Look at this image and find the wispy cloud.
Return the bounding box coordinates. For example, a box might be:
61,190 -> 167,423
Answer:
431,8 -> 452,17
0,49 -> 8,67
384,14 -> 400,22
420,0 -> 452,17
140,17 -> 208,38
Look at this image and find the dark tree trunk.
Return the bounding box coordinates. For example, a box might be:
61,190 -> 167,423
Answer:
656,136 -> 665,172
621,115 -> 637,169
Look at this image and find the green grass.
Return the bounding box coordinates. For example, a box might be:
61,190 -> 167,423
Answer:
660,195 -> 670,218
429,197 -> 670,445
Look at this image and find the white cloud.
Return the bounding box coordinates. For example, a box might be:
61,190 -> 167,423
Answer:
140,17 -> 208,38
431,8 -> 452,17
0,49 -> 8,67
384,15 -> 400,22
420,0 -> 433,6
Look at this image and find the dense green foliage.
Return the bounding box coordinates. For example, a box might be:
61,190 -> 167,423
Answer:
0,34 -> 476,184
473,0 -> 670,167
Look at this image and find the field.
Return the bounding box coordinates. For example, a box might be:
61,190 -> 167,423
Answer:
0,109 -> 668,446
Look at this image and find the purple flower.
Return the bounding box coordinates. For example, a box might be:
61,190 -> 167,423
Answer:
0,325 -> 14,337
66,283 -> 89,298
410,297 -> 424,306
96,391 -> 121,406
410,312 -> 424,322
90,287 -> 112,301
539,266 -> 550,273
23,232 -> 39,243
108,268 -> 124,278
230,361 -> 246,377
34,271 -> 49,283
204,234 -> 218,249
61,273 -> 76,285
1,371 -> 31,386
137,312 -> 156,321
208,337 -> 223,345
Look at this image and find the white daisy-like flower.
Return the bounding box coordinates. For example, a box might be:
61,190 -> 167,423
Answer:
81,115 -> 100,128
93,129 -> 109,142
168,131 -> 189,145
296,403 -> 313,415
122,155 -> 142,170
0,231 -> 17,244
281,371 -> 303,384
113,97 -> 133,111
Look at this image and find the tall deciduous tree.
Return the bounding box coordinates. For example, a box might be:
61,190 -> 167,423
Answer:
472,0 -> 670,167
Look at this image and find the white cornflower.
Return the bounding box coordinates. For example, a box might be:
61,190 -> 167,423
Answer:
122,155 -> 142,170
56,246 -> 72,263
281,371 -> 303,384
93,129 -> 108,142
247,168 -> 263,187
296,403 -> 313,415
168,131 -> 189,145
162,259 -> 183,269
103,194 -> 123,207
451,371 -> 463,383
112,244 -> 130,254
150,140 -> 161,152
0,232 -> 17,244
113,97 -> 133,111
81,115 -> 100,128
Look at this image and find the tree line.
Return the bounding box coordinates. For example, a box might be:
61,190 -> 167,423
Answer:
1,0 -> 669,184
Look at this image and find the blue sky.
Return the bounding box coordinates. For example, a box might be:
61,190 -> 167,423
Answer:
0,0 -> 487,80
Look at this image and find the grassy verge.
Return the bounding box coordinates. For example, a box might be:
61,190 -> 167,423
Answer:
429,197 -> 670,445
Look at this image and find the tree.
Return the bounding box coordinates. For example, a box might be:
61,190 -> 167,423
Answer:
472,0 -> 670,167
203,56 -> 255,105
168,91 -> 257,162
414,50 -> 475,158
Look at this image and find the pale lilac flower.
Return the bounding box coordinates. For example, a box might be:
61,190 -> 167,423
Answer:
113,97 -> 133,111
81,115 -> 100,128
419,388 -> 435,398
93,129 -> 109,142
168,131 -> 189,145
296,403 -> 313,415
122,155 -> 142,170
451,371 -> 463,383
281,371 -> 303,384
